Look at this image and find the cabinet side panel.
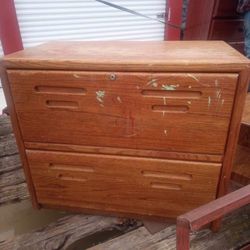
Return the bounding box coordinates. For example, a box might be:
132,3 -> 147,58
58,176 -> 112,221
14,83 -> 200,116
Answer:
217,69 -> 250,198
0,66 -> 39,208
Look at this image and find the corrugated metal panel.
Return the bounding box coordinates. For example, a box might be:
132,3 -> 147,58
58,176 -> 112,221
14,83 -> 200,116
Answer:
14,0 -> 166,48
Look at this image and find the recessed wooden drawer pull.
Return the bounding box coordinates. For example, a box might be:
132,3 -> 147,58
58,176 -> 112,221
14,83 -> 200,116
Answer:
141,90 -> 202,99
151,182 -> 182,191
35,86 -> 86,95
49,163 -> 94,173
142,170 -> 192,181
46,100 -> 79,109
57,174 -> 87,182
152,105 -> 189,113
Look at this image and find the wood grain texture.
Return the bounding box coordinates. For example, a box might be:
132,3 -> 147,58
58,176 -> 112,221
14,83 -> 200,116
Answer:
1,41 -> 249,72
0,214 -> 141,250
24,142 -> 223,163
26,150 -> 221,219
8,70 -> 237,155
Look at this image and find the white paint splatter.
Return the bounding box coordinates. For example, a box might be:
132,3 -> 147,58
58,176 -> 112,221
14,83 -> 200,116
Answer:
221,99 -> 225,105
187,73 -> 199,82
117,96 -> 122,103
208,96 -> 211,108
73,74 -> 80,78
188,85 -> 192,89
187,101 -> 192,105
162,84 -> 178,91
96,90 -> 105,104
163,97 -> 167,105
164,129 -> 168,136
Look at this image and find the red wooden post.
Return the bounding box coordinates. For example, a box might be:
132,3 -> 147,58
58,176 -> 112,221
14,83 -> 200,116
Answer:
0,0 -> 23,55
176,184 -> 250,250
176,219 -> 190,250
164,0 -> 183,40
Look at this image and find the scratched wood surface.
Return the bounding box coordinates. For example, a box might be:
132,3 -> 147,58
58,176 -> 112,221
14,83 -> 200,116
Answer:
1,41 -> 249,72
8,70 -> 237,155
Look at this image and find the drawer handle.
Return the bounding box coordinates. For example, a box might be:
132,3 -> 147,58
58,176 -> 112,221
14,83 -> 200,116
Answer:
49,163 -> 94,173
57,174 -> 87,182
151,182 -> 182,191
152,105 -> 189,113
142,170 -> 192,181
46,100 -> 79,109
35,86 -> 86,95
142,90 -> 201,99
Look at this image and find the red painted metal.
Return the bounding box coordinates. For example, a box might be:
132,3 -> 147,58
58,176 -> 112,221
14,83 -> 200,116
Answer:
0,0 -> 23,55
164,0 -> 183,40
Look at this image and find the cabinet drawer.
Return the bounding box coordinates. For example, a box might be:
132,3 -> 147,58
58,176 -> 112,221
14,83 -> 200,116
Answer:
210,20 -> 244,42
26,150 -> 221,218
213,0 -> 241,18
8,70 -> 237,154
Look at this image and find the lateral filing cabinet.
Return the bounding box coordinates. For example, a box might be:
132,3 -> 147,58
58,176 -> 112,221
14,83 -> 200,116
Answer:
1,41 -> 249,219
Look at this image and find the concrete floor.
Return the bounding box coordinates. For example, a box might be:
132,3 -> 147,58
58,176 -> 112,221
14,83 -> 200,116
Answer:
0,199 -> 69,242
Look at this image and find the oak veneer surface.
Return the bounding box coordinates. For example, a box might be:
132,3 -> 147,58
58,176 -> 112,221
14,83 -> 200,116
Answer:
1,41 -> 249,219
1,41 -> 249,72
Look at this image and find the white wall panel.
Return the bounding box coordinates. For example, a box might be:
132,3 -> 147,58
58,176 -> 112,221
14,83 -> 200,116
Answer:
14,0 -> 166,48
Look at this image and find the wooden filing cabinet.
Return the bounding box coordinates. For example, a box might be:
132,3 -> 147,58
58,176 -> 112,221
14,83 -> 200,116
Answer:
0,41 -> 249,219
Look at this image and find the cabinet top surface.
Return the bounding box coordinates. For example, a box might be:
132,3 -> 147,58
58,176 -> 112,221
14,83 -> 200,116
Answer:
1,41 -> 249,72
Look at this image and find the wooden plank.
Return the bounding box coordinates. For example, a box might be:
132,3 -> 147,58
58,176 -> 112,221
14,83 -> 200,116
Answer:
2,41 -> 249,72
89,205 -> 250,250
0,215 -> 141,250
0,133 -> 18,157
0,115 -> 12,136
0,154 -> 22,174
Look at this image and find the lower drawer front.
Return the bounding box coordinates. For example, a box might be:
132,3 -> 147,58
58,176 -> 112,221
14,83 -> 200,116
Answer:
27,150 -> 221,218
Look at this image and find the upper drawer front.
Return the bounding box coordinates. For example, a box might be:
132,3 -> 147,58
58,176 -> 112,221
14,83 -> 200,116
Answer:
26,150 -> 221,218
213,0 -> 241,18
8,70 -> 237,154
210,20 -> 244,42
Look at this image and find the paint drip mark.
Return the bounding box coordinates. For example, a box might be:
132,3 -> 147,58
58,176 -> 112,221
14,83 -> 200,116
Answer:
96,90 -> 105,105
163,97 -> 167,105
162,84 -> 179,91
208,96 -> 211,109
187,74 -> 199,82
164,129 -> 168,136
216,90 -> 222,100
117,96 -> 122,103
